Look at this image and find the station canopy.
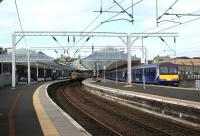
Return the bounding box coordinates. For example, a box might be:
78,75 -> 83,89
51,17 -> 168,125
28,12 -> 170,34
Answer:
0,48 -> 67,70
81,47 -> 140,70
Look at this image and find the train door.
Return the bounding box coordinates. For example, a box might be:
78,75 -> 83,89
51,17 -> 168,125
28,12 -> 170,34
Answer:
149,68 -> 156,83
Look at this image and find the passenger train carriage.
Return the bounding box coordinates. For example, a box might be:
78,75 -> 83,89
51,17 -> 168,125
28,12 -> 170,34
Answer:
106,62 -> 180,86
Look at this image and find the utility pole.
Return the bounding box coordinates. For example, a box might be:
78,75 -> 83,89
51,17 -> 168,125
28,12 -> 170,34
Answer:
27,49 -> 30,84
12,34 -> 16,89
127,33 -> 132,86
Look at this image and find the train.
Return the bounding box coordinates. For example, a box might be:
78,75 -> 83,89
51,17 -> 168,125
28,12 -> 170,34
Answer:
106,62 -> 180,86
70,70 -> 93,81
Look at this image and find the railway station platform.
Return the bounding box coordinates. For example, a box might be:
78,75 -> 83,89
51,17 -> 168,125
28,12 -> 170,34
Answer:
0,83 -> 44,136
89,79 -> 200,103
83,79 -> 200,128
0,82 -> 90,136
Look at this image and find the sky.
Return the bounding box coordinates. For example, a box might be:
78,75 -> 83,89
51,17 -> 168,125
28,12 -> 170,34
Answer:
0,0 -> 200,60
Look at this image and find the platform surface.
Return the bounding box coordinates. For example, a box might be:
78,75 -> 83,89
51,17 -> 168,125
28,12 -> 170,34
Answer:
0,83 -> 44,136
0,81 -> 90,136
33,82 -> 90,136
91,80 -> 200,102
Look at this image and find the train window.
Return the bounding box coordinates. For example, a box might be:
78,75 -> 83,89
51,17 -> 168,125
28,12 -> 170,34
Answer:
160,67 -> 168,74
149,68 -> 156,76
169,67 -> 178,74
137,69 -> 142,76
145,68 -> 150,76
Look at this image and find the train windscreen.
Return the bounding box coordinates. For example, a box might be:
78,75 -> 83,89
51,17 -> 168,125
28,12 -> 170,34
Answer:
160,67 -> 178,74
160,67 -> 168,74
168,67 -> 178,74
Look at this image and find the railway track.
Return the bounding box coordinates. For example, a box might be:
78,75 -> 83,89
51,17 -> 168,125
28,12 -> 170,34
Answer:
51,81 -> 122,136
49,81 -> 200,136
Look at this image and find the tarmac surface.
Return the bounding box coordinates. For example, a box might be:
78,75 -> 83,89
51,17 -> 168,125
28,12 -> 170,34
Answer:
0,83 -> 44,136
92,80 -> 200,102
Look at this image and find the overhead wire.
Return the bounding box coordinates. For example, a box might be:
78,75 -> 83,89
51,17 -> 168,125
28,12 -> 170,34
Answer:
145,7 -> 200,33
148,16 -> 200,58
52,36 -> 66,54
82,0 -> 126,32
14,0 -> 24,32
157,17 -> 200,32
69,0 -> 128,57
140,4 -> 200,56
101,0 -> 144,24
14,0 -> 31,61
157,0 -> 178,21
73,0 -> 143,57
141,15 -> 200,56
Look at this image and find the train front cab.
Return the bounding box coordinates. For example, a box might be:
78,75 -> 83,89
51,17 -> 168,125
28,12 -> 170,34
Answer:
158,64 -> 180,86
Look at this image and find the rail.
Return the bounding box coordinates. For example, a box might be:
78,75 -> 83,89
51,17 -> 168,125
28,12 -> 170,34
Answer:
62,83 -> 123,136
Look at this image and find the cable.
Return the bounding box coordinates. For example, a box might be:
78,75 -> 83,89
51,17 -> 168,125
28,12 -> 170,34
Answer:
66,0 -> 128,57
102,0 -> 144,24
106,0 -> 126,11
82,0 -> 126,33
52,36 -> 66,54
157,16 -> 200,32
159,37 -> 175,54
157,0 -> 178,20
144,8 -> 200,33
15,0 -> 30,61
82,14 -> 102,32
72,0 -> 144,57
14,0 -> 24,32
74,36 -> 91,55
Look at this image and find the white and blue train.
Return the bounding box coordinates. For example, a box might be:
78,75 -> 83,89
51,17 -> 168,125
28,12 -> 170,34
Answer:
106,62 -> 180,86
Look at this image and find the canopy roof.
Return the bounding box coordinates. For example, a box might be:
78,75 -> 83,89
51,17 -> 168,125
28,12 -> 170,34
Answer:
0,48 -> 67,70
81,47 -> 140,70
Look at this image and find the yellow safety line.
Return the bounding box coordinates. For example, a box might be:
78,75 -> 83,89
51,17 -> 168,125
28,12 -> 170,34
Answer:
8,92 -> 21,136
33,84 -> 60,136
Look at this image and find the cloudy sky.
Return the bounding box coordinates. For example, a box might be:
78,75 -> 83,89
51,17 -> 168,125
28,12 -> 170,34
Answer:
0,0 -> 200,59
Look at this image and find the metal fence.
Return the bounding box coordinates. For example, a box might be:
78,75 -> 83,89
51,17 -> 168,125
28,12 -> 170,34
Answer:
0,73 -> 15,88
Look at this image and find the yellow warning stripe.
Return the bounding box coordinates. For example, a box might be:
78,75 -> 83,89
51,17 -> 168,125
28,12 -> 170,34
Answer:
33,84 -> 60,136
